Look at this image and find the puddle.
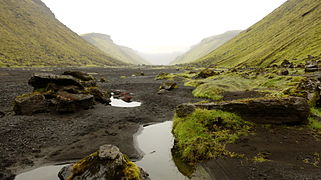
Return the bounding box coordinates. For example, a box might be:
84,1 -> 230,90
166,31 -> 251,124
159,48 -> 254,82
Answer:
15,164 -> 68,180
135,121 -> 188,180
15,121 -> 209,180
110,96 -> 141,107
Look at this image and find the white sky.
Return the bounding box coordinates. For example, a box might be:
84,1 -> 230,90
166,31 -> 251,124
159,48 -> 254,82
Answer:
42,0 -> 287,54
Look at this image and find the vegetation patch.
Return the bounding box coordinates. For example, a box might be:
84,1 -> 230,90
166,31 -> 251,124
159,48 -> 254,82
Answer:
252,152 -> 270,163
172,108 -> 252,163
184,70 -> 306,100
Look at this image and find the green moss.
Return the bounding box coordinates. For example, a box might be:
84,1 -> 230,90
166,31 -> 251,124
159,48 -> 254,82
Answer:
172,109 -> 252,163
308,117 -> 321,130
252,152 -> 270,163
192,84 -> 224,100
68,152 -> 99,180
194,0 -> 321,67
122,156 -> 142,180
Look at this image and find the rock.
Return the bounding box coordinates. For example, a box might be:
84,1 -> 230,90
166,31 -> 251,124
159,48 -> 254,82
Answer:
100,77 -> 107,82
279,69 -> 289,75
159,81 -> 177,91
270,64 -> 278,68
157,89 -> 167,95
176,104 -> 196,118
86,87 -> 110,104
305,60 -> 318,72
55,91 -> 94,113
62,71 -> 95,81
120,92 -> 132,102
280,60 -> 294,68
14,93 -> 49,115
177,97 -> 309,125
0,111 -> 5,118
196,68 -> 219,79
28,73 -> 84,90
58,144 -> 150,180
296,63 -> 305,68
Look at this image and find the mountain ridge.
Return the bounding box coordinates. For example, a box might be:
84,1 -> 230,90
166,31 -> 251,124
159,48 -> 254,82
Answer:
0,0 -> 125,67
81,33 -> 150,65
194,0 -> 321,67
171,30 -> 241,65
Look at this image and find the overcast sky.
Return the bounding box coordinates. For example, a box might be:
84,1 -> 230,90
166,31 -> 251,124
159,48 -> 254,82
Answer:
42,0 -> 287,54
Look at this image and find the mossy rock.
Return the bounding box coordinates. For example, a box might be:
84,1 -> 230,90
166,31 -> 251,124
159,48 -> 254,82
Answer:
58,144 -> 149,180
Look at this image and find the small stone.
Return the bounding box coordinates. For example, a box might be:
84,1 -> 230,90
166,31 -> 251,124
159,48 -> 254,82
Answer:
98,144 -> 122,160
279,69 -> 289,75
0,111 -> 4,118
157,89 -> 167,95
159,81 -> 177,91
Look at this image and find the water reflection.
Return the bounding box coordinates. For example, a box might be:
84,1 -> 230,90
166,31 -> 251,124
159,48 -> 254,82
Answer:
110,96 -> 141,107
135,121 -> 189,180
15,164 -> 67,180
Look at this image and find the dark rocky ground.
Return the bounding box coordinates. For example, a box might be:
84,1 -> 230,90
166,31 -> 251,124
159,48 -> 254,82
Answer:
0,67 -> 320,180
0,66 -> 198,179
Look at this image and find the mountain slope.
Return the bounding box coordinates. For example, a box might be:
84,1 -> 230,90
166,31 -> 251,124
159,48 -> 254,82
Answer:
81,33 -> 150,65
171,30 -> 241,65
196,0 -> 321,67
0,0 -> 124,67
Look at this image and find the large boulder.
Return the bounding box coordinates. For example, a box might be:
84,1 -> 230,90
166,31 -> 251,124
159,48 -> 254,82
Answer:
195,68 -> 219,79
176,97 -> 309,125
85,87 -> 110,104
62,71 -> 95,81
28,73 -> 84,90
58,144 -> 149,180
54,91 -> 94,113
14,93 -> 49,115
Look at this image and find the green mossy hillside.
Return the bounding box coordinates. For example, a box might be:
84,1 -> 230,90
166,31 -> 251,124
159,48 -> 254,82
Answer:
0,0 -> 125,67
195,0 -> 321,67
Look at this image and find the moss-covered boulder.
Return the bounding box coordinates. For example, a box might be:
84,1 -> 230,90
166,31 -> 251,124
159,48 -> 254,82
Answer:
177,97 -> 309,125
195,68 -> 219,79
14,71 -> 110,115
14,93 -> 49,115
58,144 -> 150,180
28,73 -> 84,90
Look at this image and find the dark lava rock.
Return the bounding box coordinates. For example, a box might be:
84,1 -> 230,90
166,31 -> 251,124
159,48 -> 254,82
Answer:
279,69 -> 289,75
54,91 -> 94,113
58,144 -> 150,180
305,60 -> 318,72
157,89 -> 167,95
177,97 -> 309,125
119,92 -> 132,102
14,93 -> 49,115
280,60 -> 294,68
28,73 -> 84,90
62,71 -> 95,81
159,81 -> 177,91
196,68 -> 219,79
0,111 -> 4,118
176,104 -> 196,118
86,87 -> 110,104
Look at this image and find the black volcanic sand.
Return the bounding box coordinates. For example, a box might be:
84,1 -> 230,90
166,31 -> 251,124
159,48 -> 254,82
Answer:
0,67 -> 321,180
